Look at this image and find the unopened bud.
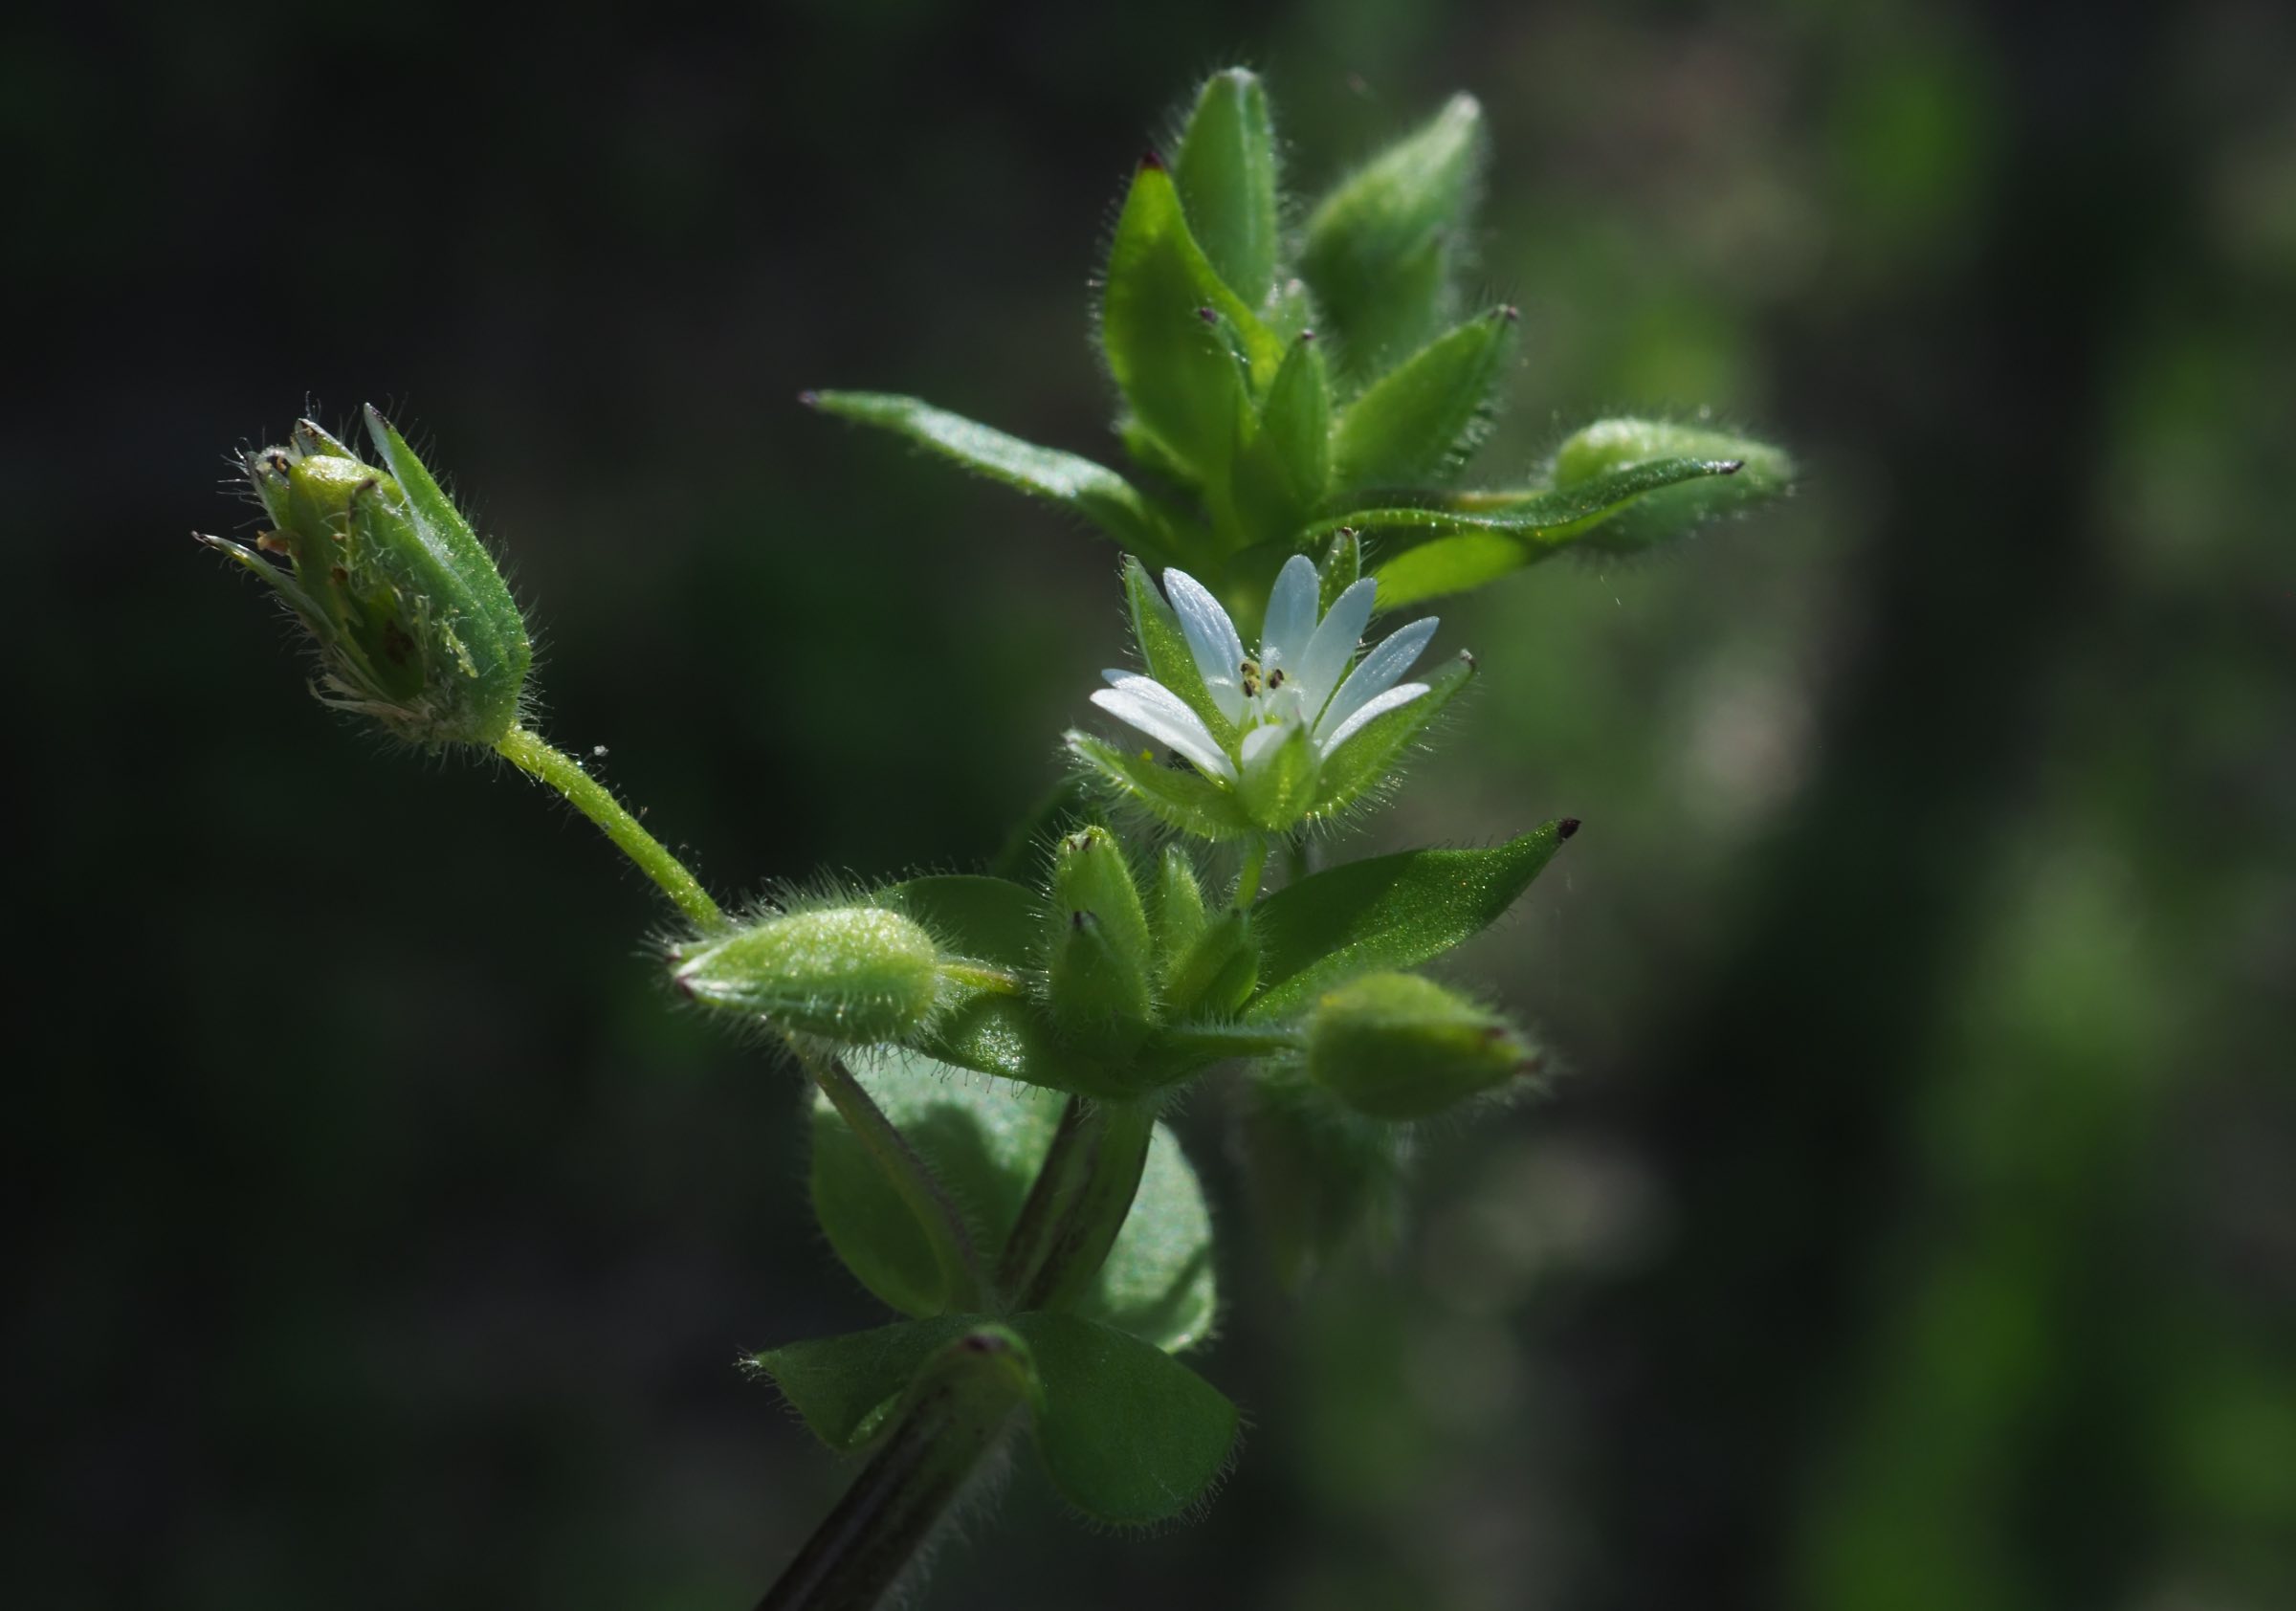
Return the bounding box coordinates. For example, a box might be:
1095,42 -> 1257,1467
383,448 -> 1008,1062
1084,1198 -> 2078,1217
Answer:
199,408 -> 530,746
673,907 -> 941,1041
1046,828 -> 1156,1050
1303,972 -> 1536,1120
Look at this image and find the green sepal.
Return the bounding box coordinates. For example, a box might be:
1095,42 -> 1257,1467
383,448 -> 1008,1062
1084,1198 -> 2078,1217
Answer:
805,391 -> 1188,567
1124,558 -> 1236,747
1101,158 -> 1282,483
1173,68 -> 1280,308
1317,527 -> 1361,614
204,409 -> 530,747
1012,1311 -> 1237,1524
1154,847 -> 1210,979
1303,970 -> 1537,1119
1068,733 -> 1256,841
1246,822 -> 1572,1020
1239,722 -> 1318,830
1231,333 -> 1333,542
1329,306 -> 1517,491
1046,828 -> 1157,1056
1549,416 -> 1796,553
1047,912 -> 1154,1059
1161,908 -> 1258,1019
807,1053 -> 1216,1348
671,907 -> 941,1041
911,995 -> 1132,1099
1310,650 -> 1476,817
1234,1066 -> 1408,1289
1297,94 -> 1485,383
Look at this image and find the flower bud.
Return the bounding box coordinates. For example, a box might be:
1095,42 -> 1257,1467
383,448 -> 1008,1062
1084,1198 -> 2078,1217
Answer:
200,408 -> 530,746
673,907 -> 941,1041
1162,908 -> 1258,1018
1303,972 -> 1536,1120
1045,828 -> 1156,1053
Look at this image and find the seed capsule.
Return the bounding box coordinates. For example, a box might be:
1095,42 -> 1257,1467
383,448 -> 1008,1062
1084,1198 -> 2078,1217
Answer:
1303,971 -> 1536,1120
673,907 -> 941,1041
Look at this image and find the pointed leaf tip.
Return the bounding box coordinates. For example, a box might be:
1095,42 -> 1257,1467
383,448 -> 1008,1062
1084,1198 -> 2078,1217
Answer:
797,389 -> 820,407
1140,148 -> 1166,170
1558,817 -> 1580,839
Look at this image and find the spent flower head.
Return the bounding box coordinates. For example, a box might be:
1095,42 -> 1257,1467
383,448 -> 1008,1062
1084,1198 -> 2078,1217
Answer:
1071,552 -> 1472,838
198,408 -> 530,747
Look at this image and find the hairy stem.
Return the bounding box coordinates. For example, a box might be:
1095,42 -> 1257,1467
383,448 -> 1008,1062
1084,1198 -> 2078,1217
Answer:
756,1327 -> 1029,1611
993,1095 -> 1157,1312
494,725 -> 725,930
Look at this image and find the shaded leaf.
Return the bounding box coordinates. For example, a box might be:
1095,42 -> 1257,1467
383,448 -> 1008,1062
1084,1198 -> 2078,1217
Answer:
1011,1312 -> 1238,1524
1247,822 -> 1572,1019
1173,68 -> 1280,307
807,391 -> 1185,565
1330,307 -> 1516,491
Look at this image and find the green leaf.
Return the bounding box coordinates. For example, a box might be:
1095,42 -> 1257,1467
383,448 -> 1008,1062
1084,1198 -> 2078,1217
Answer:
809,1052 -> 1217,1348
806,391 -> 1186,565
1074,1122 -> 1218,1351
913,993 -> 1130,1099
1123,558 -> 1236,747
1297,94 -> 1485,383
1549,417 -> 1796,553
1231,333 -> 1333,543
1322,456 -> 1753,609
1310,649 -> 1476,817
1101,160 -> 1282,483
1011,1312 -> 1238,1524
750,1313 -> 981,1450
753,1312 -> 1237,1526
811,1050 -> 1066,1316
1329,306 -> 1517,491
1173,68 -> 1280,308
1246,822 -> 1573,1020
1153,845 -> 1209,977
1068,733 -> 1255,842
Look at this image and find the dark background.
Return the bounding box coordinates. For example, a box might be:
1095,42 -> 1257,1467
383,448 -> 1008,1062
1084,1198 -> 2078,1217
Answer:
10,1 -> 2293,1607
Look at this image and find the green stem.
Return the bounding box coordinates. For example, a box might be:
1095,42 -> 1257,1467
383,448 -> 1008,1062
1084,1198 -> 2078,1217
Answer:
1232,835 -> 1270,909
494,725 -> 725,930
993,1095 -> 1156,1312
755,1325 -> 1029,1611
796,1044 -> 985,1313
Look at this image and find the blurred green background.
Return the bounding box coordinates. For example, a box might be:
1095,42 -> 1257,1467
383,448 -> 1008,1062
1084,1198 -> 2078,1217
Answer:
9,0 -> 2293,1607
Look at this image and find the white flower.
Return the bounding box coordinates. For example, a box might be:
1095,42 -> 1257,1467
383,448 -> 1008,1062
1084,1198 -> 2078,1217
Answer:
1091,555 -> 1439,788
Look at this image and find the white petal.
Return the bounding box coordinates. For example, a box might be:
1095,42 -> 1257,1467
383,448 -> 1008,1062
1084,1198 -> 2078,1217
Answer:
1292,576 -> 1379,715
1314,616 -> 1439,742
1260,555 -> 1319,673
1317,681 -> 1429,758
1162,568 -> 1247,723
1091,682 -> 1236,781
1238,721 -> 1292,770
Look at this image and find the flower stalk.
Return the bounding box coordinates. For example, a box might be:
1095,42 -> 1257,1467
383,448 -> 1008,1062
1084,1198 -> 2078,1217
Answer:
493,725 -> 726,930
